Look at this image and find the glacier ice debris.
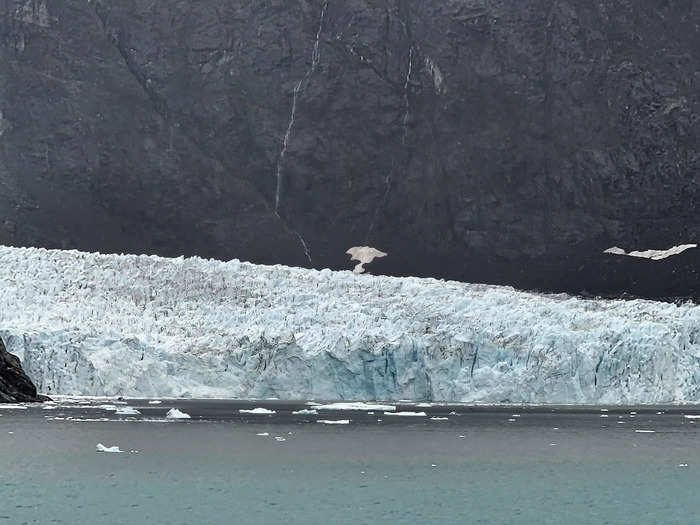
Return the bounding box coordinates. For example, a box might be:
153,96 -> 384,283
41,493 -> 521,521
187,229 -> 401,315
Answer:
96,443 -> 122,453
165,408 -> 190,420
0,245 -> 699,404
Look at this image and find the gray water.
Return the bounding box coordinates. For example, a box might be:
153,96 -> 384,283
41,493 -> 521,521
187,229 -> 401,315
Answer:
1,400 -> 699,524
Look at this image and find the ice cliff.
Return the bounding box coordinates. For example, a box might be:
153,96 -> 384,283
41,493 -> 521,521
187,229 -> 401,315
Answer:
0,245 -> 698,404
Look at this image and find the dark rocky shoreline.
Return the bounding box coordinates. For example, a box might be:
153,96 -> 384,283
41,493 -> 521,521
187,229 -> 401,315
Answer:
0,336 -> 48,403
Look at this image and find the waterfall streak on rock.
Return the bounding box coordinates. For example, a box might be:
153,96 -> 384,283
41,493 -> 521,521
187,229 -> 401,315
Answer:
273,1 -> 328,215
402,47 -> 414,144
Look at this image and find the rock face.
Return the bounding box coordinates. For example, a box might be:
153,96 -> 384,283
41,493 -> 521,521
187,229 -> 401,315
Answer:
0,336 -> 47,402
0,1 -> 698,298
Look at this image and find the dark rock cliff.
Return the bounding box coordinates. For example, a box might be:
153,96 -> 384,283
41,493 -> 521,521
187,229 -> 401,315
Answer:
0,1 -> 698,298
0,336 -> 47,402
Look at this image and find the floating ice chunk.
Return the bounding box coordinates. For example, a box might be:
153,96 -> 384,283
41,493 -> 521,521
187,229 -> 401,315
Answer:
239,408 -> 276,415
384,411 -> 427,417
148,400 -> 162,405
166,408 -> 190,419
115,407 -> 140,415
317,419 -> 350,425
600,414 -> 609,418
0,404 -> 27,409
96,443 -> 122,453
430,417 -> 448,421
292,409 -> 318,415
634,430 -> 655,433
256,432 -> 269,436
678,463 -> 689,468
600,408 -> 608,412
315,402 -> 395,412
508,418 -> 517,422
683,415 -> 700,419
416,403 -> 433,408
274,436 -> 286,441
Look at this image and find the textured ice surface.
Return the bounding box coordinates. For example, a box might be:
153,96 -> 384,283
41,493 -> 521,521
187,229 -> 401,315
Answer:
1,246 -> 699,404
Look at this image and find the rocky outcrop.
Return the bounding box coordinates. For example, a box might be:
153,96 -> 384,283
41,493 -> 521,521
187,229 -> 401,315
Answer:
0,335 -> 48,402
0,1 -> 698,299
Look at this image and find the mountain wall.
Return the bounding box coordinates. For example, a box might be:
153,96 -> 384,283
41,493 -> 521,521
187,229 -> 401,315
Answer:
0,1 -> 698,297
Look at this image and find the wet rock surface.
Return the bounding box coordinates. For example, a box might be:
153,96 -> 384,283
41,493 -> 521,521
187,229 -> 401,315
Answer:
0,336 -> 48,402
0,1 -> 698,299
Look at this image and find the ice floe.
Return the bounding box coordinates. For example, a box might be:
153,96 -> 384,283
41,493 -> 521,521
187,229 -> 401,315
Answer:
239,408 -> 276,415
315,402 -> 395,411
384,411 -> 427,417
292,409 -> 318,415
165,408 -> 190,419
115,407 -> 141,415
96,443 -> 122,453
317,419 -> 350,425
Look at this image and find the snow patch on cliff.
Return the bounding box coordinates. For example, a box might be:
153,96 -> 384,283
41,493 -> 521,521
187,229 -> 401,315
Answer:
604,244 -> 697,260
0,245 -> 699,404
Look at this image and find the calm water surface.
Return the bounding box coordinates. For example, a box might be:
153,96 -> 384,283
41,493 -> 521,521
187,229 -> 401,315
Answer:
1,400 -> 699,524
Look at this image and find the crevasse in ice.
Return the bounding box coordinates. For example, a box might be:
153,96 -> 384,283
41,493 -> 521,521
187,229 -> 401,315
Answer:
0,246 -> 698,403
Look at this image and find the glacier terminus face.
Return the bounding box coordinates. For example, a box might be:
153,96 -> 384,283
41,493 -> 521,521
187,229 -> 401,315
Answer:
0,246 -> 698,404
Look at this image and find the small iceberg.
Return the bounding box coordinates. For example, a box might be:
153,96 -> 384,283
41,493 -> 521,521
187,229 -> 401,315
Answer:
317,419 -> 350,425
166,408 -> 191,419
96,443 -> 122,453
148,400 -> 162,405
315,402 -> 395,412
274,436 -> 286,442
430,417 -> 449,421
292,409 -> 318,415
115,407 -> 141,415
239,408 -> 276,415
683,415 -> 700,419
384,411 -> 427,417
634,430 -> 655,433
256,432 -> 269,436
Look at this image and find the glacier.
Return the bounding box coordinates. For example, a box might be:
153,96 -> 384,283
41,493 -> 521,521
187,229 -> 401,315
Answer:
0,245 -> 699,404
